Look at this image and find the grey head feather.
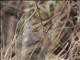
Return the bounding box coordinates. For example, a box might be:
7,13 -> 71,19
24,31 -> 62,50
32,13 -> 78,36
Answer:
22,21 -> 40,46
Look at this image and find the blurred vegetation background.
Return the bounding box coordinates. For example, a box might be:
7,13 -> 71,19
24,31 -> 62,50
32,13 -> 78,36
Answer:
0,0 -> 80,60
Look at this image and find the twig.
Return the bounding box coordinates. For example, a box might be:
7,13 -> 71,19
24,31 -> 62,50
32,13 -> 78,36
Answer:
28,45 -> 38,60
57,42 -> 69,57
